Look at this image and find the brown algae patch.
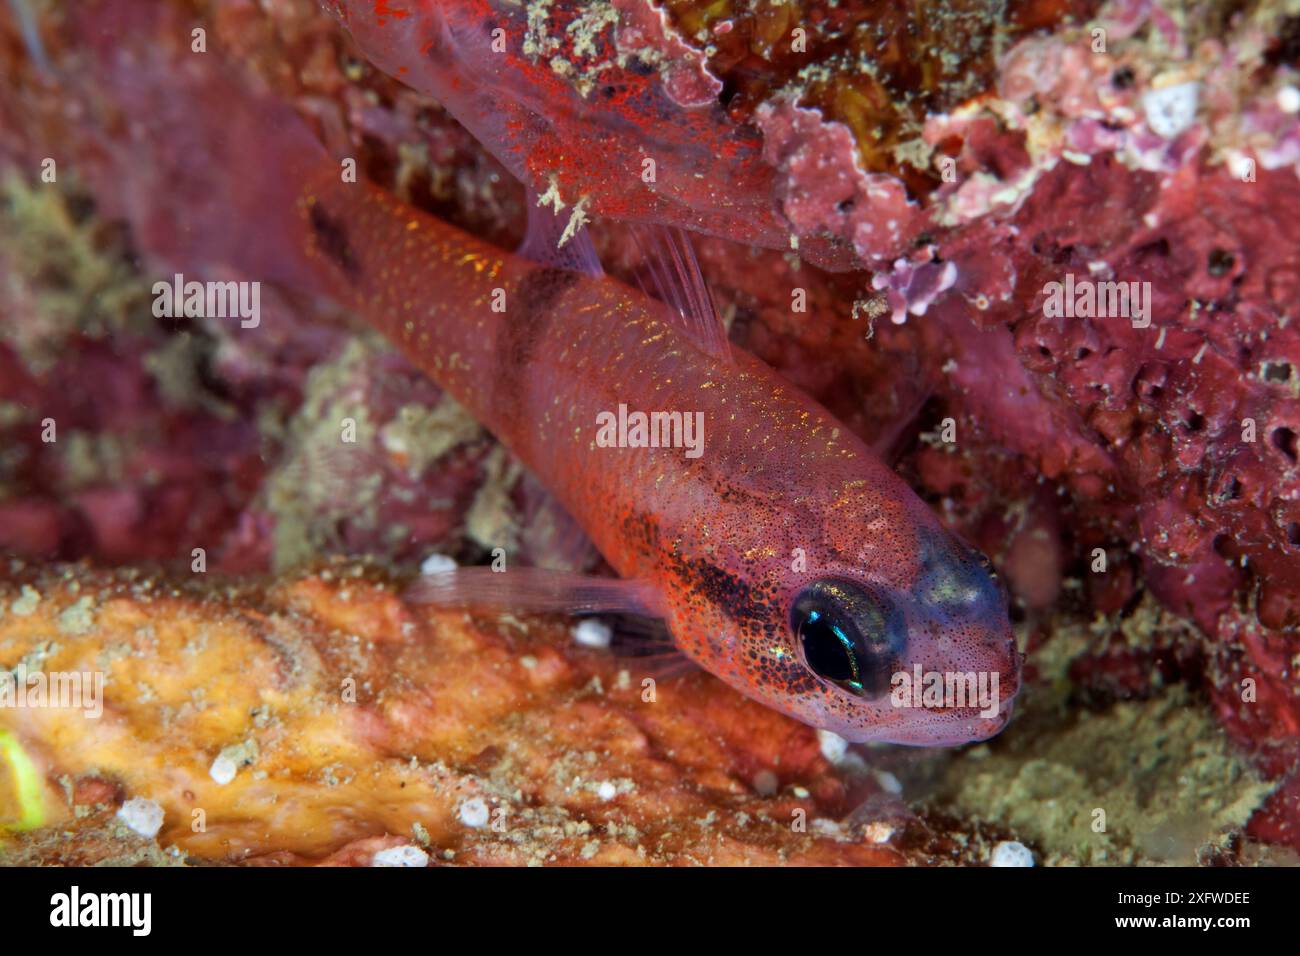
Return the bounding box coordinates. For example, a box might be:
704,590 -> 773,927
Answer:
264,335 -> 486,571
932,681 -> 1275,864
379,399 -> 482,479
0,178 -> 151,374
56,596 -> 97,636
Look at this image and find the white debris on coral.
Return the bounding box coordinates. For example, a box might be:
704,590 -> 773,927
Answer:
209,739 -> 258,786
816,729 -> 849,764
116,797 -> 164,838
572,618 -> 613,649
872,769 -> 903,795
1277,85 -> 1300,115
811,817 -> 847,839
209,754 -> 238,786
419,553 -> 458,575
458,796 -> 490,828
595,780 -> 618,801
860,820 -> 895,844
372,845 -> 429,867
1142,81 -> 1199,139
990,840 -> 1035,867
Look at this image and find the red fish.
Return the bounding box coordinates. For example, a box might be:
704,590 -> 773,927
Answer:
81,16 -> 1021,746
264,155 -> 1020,746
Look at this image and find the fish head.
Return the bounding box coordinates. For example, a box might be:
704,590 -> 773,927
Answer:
778,526 -> 1022,746
665,499 -> 1021,748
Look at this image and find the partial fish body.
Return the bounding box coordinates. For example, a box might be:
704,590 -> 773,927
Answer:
324,0 -> 796,258
284,158 -> 1020,746
59,0 -> 1021,747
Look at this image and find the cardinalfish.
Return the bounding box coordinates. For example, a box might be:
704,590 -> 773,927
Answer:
100,13 -> 1023,745
261,134 -> 1023,745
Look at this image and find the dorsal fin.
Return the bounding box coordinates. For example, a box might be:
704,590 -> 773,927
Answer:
516,186 -> 730,362
517,186 -> 604,278
628,223 -> 731,363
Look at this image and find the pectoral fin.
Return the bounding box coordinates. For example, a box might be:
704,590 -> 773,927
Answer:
517,186 -> 604,278
404,566 -> 664,618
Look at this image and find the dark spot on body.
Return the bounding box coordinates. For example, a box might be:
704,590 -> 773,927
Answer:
309,203 -> 361,279
501,267 -> 576,369
670,554 -> 768,628
493,267 -> 578,418
619,511 -> 662,561
765,654 -> 820,695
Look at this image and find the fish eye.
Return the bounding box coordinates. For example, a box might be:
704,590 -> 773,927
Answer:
789,579 -> 904,699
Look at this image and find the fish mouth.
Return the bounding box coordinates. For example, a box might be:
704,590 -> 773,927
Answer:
961,689 -> 1017,740
910,694 -> 1016,747
885,659 -> 1021,747
822,681 -> 1018,747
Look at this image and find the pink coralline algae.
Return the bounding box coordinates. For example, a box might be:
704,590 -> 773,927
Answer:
871,250 -> 960,326
755,96 -> 921,263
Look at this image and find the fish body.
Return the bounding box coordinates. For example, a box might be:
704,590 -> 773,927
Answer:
82,19 -> 1020,746
292,164 -> 1020,746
